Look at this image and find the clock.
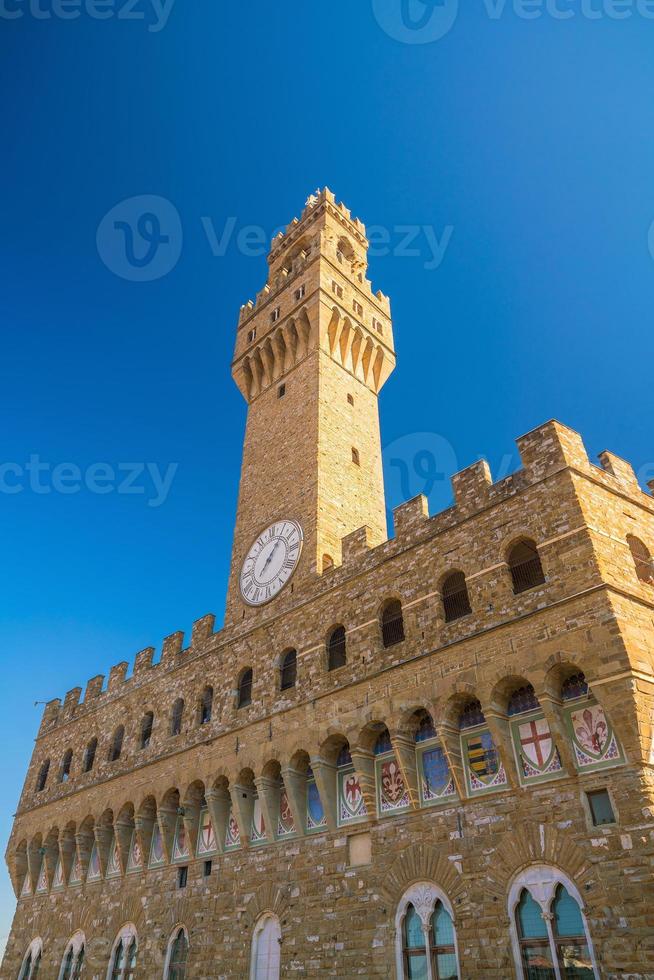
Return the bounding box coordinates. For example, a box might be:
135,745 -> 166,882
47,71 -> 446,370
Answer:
239,520 -> 303,606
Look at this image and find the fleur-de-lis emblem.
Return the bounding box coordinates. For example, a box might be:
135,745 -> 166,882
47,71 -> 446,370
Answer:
382,761 -> 405,803
575,708 -> 608,755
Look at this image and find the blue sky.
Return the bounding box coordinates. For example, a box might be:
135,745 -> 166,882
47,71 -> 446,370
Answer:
1,0 -> 653,952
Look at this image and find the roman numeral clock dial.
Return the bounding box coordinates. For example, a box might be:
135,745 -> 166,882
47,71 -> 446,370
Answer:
239,520 -> 304,606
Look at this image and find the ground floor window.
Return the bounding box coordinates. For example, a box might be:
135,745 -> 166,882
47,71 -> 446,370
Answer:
510,866 -> 598,980
250,913 -> 281,980
395,883 -> 460,980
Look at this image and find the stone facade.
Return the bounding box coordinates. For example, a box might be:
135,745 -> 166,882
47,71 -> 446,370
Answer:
3,191 -> 654,980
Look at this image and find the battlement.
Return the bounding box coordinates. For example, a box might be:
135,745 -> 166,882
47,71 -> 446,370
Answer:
36,421 -> 653,738
236,189 -> 391,328
38,613 -> 220,736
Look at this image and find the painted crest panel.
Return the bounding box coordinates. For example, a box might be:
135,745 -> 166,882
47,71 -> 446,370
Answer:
106,836 -> 121,878
418,742 -> 456,805
462,728 -> 508,795
511,713 -> 563,785
225,808 -> 240,850
172,817 -> 190,862
376,754 -> 411,815
197,808 -> 217,856
68,851 -> 82,886
250,797 -> 266,844
35,859 -> 48,893
277,787 -> 297,837
306,779 -> 326,832
126,831 -> 143,873
148,822 -> 165,867
20,874 -> 32,897
52,857 -> 64,890
86,842 -> 101,882
566,702 -> 623,772
338,767 -> 367,825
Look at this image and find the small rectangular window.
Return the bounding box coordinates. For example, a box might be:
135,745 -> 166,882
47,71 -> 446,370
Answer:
271,307 -> 281,323
278,384 -> 286,399
373,317 -> 384,334
247,328 -> 256,343
177,866 -> 188,889
587,789 -> 615,826
203,860 -> 212,877
336,251 -> 343,264
353,300 -> 363,317
332,281 -> 343,299
294,284 -> 305,301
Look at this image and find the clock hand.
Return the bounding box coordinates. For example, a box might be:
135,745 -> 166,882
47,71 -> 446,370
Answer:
262,538 -> 280,571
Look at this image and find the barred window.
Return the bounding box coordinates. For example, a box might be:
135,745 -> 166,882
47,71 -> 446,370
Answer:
381,599 -> 405,648
171,698 -> 184,737
441,572 -> 472,623
140,711 -> 154,748
280,650 -> 297,691
83,738 -> 97,773
109,726 -> 124,762
507,684 -> 540,716
327,626 -> 346,671
238,668 -> 253,708
507,539 -> 546,594
36,759 -> 50,793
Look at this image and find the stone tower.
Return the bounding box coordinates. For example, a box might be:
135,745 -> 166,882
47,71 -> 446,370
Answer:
226,189 -> 396,624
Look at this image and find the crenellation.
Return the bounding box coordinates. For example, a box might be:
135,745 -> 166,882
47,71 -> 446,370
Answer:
341,525 -> 376,566
516,419 -> 590,481
107,661 -> 128,692
392,494 -> 430,538
38,699 -> 61,735
598,449 -> 641,492
161,630 -> 185,665
133,646 -> 155,674
451,459 -> 493,516
191,613 -> 216,647
83,674 -> 104,703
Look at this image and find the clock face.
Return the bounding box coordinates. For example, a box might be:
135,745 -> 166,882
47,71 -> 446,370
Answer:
239,520 -> 303,606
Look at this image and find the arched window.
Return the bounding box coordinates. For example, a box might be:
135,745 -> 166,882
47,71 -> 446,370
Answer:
171,698 -> 184,737
140,711 -> 154,749
561,672 -> 589,701
108,925 -> 138,980
250,912 -> 281,980
83,738 -> 97,773
18,939 -> 42,980
507,684 -> 540,716
164,926 -> 189,980
59,749 -> 73,784
109,726 -> 124,763
199,687 -> 213,725
35,760 -> 50,793
58,932 -> 85,980
238,669 -> 253,708
441,572 -> 472,623
381,599 -> 405,648
395,882 -> 460,979
627,535 -> 654,585
327,626 -> 346,671
280,650 -> 297,691
509,866 -> 598,979
507,539 -> 546,594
